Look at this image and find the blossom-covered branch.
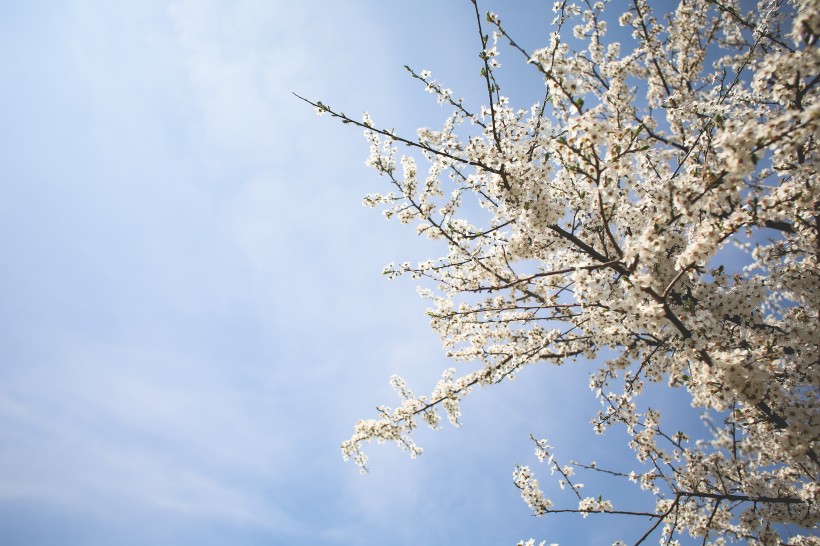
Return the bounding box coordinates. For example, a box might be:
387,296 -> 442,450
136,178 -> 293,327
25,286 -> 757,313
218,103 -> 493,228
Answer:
307,0 -> 819,543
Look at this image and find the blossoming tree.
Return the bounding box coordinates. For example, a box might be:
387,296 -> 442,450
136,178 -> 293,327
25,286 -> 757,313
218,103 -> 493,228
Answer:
301,0 -> 818,543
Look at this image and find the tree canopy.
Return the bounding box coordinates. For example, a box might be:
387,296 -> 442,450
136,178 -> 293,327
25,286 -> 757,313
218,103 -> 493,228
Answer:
304,0 -> 819,543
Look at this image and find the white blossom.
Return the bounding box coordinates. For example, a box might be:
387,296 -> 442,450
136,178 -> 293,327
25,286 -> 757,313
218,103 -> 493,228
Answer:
312,0 -> 820,542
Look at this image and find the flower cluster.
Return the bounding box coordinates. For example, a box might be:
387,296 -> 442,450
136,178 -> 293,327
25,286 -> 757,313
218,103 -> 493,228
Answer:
314,0 -> 820,543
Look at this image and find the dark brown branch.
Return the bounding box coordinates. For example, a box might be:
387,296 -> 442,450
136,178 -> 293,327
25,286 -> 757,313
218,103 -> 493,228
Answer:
471,0 -> 503,152
293,93 -> 502,175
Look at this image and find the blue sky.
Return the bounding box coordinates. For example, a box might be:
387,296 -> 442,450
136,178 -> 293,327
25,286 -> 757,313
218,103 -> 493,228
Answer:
0,2 -> 705,544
